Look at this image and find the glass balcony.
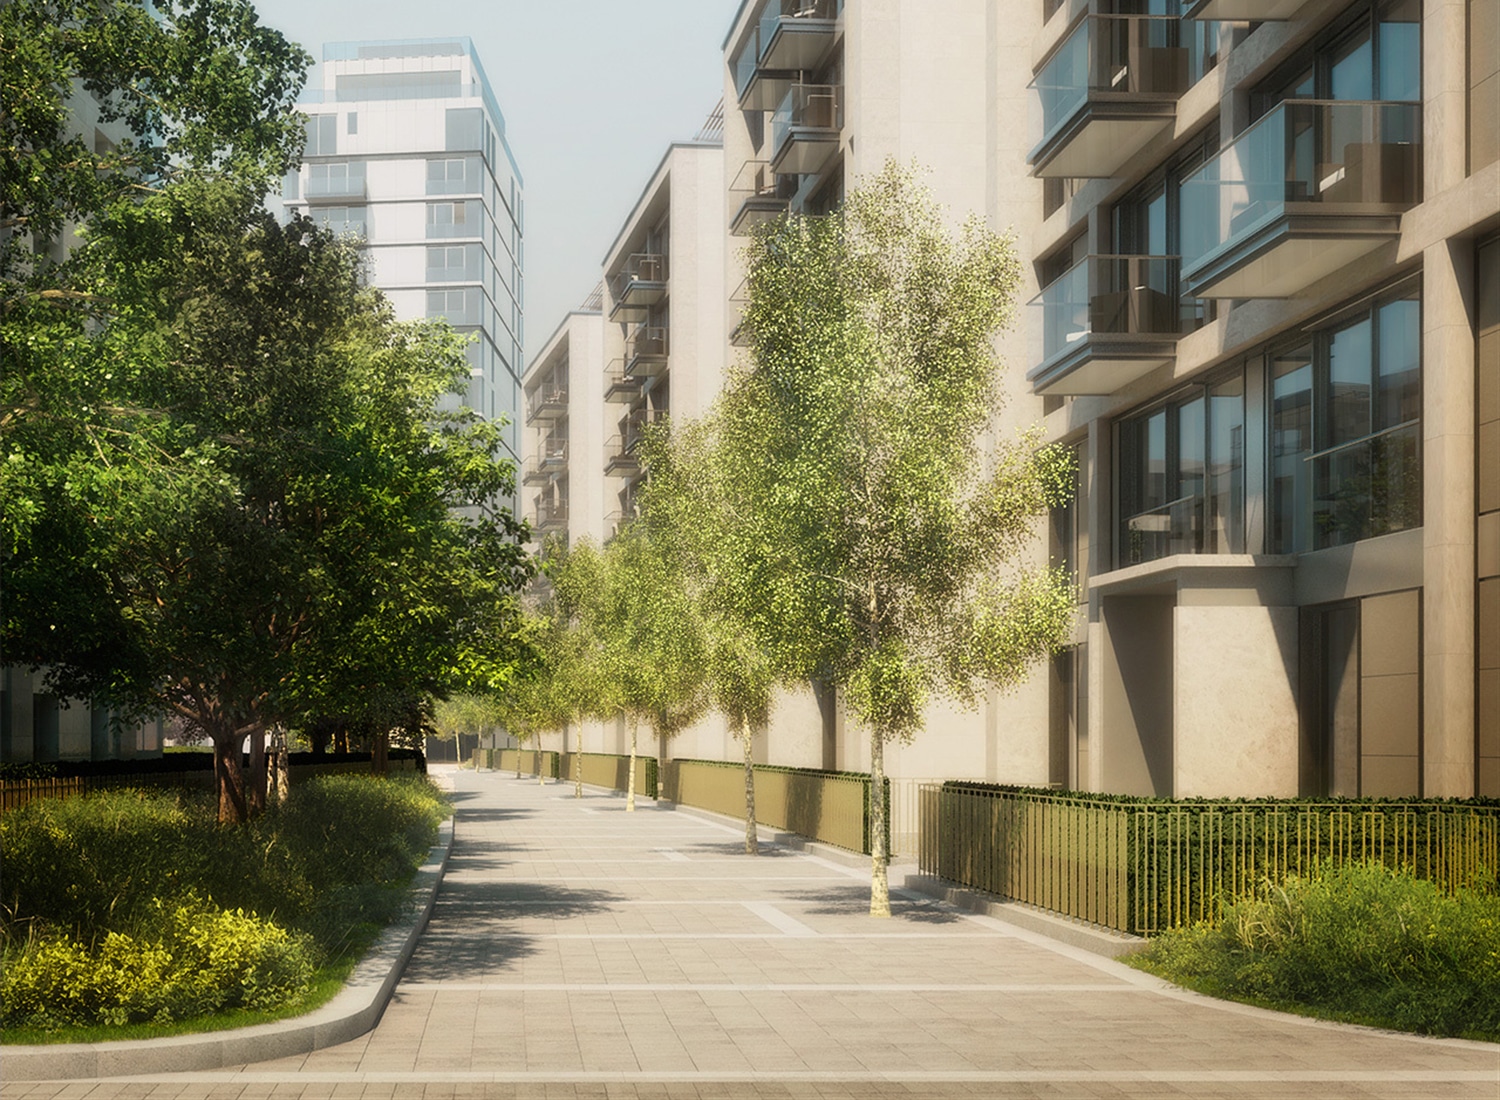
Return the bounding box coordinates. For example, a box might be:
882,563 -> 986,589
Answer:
1029,15 -> 1196,179
525,385 -> 568,424
625,325 -> 669,377
623,407 -> 668,454
604,434 -> 641,477
1121,495 -> 1203,567
1179,101 -> 1421,299
604,360 -> 644,404
1185,0 -> 1305,17
1309,421 -> 1420,550
730,160 -> 795,236
732,26 -> 795,111
770,84 -> 842,177
609,253 -> 668,320
758,0 -> 839,71
533,500 -> 568,534
1028,255 -> 1184,395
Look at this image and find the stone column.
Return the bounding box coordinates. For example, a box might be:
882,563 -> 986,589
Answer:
1422,239 -> 1477,796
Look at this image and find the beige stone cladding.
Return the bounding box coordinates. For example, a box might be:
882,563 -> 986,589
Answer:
1032,0 -> 1498,799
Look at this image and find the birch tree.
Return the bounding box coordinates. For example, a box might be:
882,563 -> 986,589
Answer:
722,161 -> 1075,915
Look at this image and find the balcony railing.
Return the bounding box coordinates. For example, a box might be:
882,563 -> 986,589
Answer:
770,84 -> 842,176
533,500 -> 568,532
1179,100 -> 1421,298
525,385 -> 568,423
625,325 -> 669,376
538,438 -> 568,466
604,361 -> 644,403
609,253 -> 668,319
1121,494 -> 1202,567
730,160 -> 795,236
1029,255 -> 1185,395
306,163 -> 368,200
757,0 -> 839,71
604,434 -> 642,476
1030,14 -> 1205,178
622,407 -> 668,453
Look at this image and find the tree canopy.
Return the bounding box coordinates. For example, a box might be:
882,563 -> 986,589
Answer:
718,161 -> 1075,913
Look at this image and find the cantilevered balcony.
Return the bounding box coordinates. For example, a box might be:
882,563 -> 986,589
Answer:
624,325 -> 669,377
623,407 -> 668,454
1185,0 -> 1305,17
757,0 -> 838,71
523,437 -> 567,485
533,500 -> 568,535
608,253 -> 668,321
1029,15 -> 1193,179
732,27 -> 793,111
1179,101 -> 1420,299
524,385 -> 568,424
604,434 -> 641,477
1028,255 -> 1183,396
770,84 -> 842,177
730,160 -> 795,236
604,360 -> 644,404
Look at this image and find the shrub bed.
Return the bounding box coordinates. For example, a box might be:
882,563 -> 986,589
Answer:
1129,861 -> 1500,1041
0,774 -> 448,1036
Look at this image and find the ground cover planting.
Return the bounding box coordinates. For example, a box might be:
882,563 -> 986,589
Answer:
0,773 -> 448,1040
1129,861 -> 1500,1041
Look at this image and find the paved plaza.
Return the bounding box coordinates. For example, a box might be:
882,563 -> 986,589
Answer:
6,767 -> 1499,1099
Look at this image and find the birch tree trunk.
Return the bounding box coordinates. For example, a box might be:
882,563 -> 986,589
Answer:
741,716 -> 759,856
869,728 -> 890,917
626,717 -> 638,812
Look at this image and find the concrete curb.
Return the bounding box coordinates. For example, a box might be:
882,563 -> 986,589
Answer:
4,816 -> 454,1082
899,871 -> 1148,958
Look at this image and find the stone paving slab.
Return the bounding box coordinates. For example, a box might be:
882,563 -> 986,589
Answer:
6,767 -> 1498,1100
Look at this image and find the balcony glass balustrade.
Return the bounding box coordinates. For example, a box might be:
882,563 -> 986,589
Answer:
604,360 -> 644,404
1179,100 -> 1421,298
525,385 -> 568,423
1030,14 -> 1205,178
609,252 -> 668,319
730,160 -> 796,235
770,84 -> 842,176
757,0 -> 839,71
1029,255 -> 1184,395
625,325 -> 669,377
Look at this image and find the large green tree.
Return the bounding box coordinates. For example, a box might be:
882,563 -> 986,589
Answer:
5,181 -> 532,821
721,161 -> 1075,914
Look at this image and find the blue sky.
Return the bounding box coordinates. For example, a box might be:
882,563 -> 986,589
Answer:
251,0 -> 740,364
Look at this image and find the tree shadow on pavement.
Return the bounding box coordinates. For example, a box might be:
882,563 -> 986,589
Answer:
401,881 -> 623,980
779,885 -> 962,924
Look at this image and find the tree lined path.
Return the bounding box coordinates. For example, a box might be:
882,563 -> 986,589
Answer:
8,767 -> 1498,1099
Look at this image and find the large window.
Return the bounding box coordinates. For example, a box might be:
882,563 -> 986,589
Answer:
1117,370 -> 1245,567
1270,282 -> 1421,553
1252,0 -> 1420,115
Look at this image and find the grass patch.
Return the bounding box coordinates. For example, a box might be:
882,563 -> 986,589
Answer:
1,773 -> 448,1040
1128,861 -> 1500,1041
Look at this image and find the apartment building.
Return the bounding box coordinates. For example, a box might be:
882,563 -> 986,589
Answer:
1030,0 -> 1498,799
720,0 -> 1059,786
284,38 -> 525,465
520,0 -> 1497,803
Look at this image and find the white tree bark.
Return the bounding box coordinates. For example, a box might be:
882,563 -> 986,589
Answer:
626,718 -> 638,812
869,729 -> 890,917
742,717 -> 759,856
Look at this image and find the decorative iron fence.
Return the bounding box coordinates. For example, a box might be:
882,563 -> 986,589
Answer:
919,783 -> 1500,935
663,759 -> 888,855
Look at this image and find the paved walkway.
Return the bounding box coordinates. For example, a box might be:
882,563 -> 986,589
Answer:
7,767 -> 1499,1099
